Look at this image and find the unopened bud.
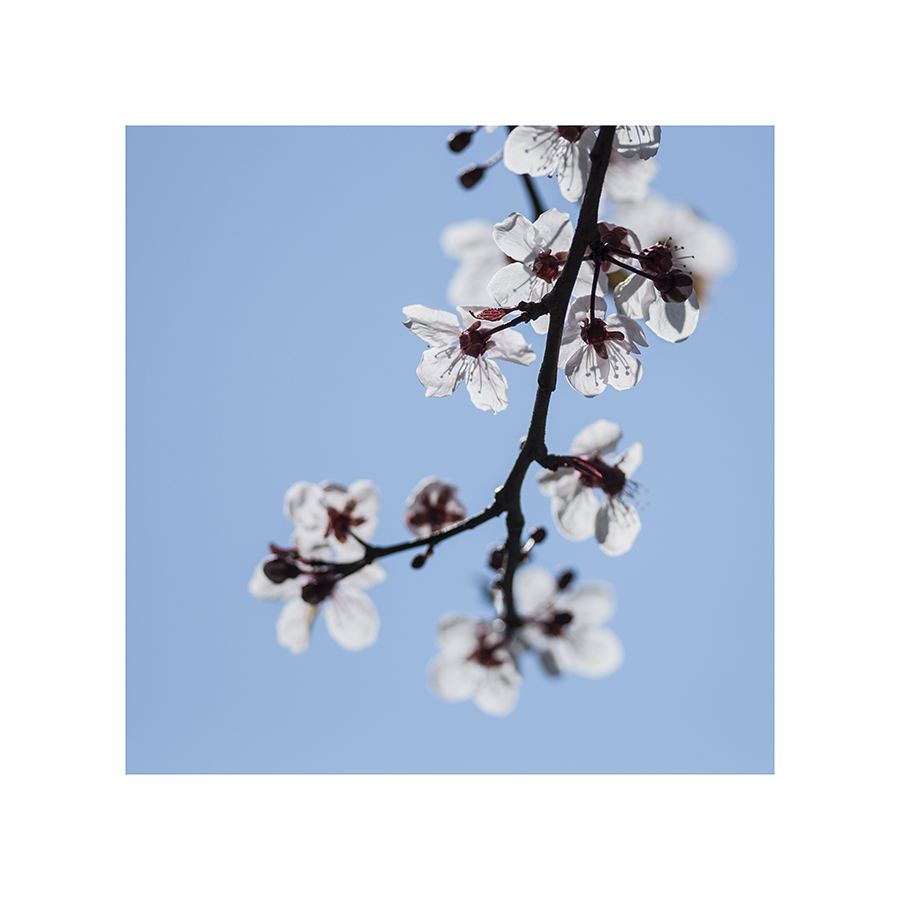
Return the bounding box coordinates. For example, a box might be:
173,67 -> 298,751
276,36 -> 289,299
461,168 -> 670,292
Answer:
489,547 -> 506,571
530,527 -> 547,544
411,553 -> 428,569
556,570 -> 575,590
459,165 -> 485,189
448,130 -> 474,153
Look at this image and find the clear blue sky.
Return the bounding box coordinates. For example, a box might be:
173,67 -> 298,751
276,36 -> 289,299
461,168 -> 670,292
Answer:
126,126 -> 773,773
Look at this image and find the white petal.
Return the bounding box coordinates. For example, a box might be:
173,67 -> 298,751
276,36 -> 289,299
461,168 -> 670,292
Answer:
561,584 -> 616,625
565,344 -> 608,397
429,655 -> 479,702
283,481 -> 326,528
555,626 -> 624,677
275,599 -> 316,654
416,346 -> 467,397
613,442 -> 643,478
614,274 -> 655,320
486,329 -> 536,367
492,213 -> 540,262
473,663 -> 521,716
403,304 -> 461,345
553,486 -> 601,542
595,501 -> 641,556
555,140 -> 591,202
537,467 -> 579,498
323,585 -> 379,650
465,358 -> 508,413
644,293 -> 700,343
569,419 -> 622,457
603,342 -> 642,391
606,312 -> 648,348
533,208 -> 574,252
503,126 -> 562,178
486,263 -> 547,306
436,615 -> 481,653
613,125 -> 661,159
343,561 -> 386,589
440,219 -> 495,259
513,566 -> 558,616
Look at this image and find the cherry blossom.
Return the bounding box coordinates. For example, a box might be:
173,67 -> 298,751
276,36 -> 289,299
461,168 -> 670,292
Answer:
428,615 -> 521,716
404,477 -> 466,537
604,148 -> 659,204
503,126 -> 598,202
440,219 -> 509,310
403,304 -> 536,413
487,209 -> 600,334
537,419 -> 643,556
284,479 -> 379,561
515,566 -> 624,678
610,193 -> 736,306
249,555 -> 385,653
558,295 -> 647,397
613,242 -> 700,343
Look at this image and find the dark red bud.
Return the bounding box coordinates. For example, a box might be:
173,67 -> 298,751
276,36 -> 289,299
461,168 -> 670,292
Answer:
459,166 -> 485,188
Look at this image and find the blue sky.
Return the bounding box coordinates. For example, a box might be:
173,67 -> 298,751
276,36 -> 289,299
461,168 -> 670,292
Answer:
126,126 -> 773,773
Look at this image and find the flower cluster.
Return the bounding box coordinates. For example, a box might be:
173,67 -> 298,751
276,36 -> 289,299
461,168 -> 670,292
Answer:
429,565 -> 624,716
249,480 -> 385,653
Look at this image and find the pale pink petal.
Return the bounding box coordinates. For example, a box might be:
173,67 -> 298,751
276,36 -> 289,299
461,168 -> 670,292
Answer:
323,585 -> 379,650
275,599 -> 317,654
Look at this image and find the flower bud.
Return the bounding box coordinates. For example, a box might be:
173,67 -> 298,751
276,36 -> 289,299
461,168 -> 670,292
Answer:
459,165 -> 485,189
448,129 -> 474,152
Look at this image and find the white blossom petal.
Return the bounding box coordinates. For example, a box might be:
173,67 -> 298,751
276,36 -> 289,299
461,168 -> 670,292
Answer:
613,442 -> 643,479
486,262 -> 548,306
614,274 -> 655,320
403,305 -> 461,345
603,341 -> 643,391
561,585 -> 616,626
283,481 -> 326,529
553,626 -> 624,677
473,665 -> 521,716
503,126 -> 563,178
533,208 -> 575,253
430,656 -> 479,702
564,344 -> 609,397
436,616 -> 482,653
644,291 -> 700,343
492,212 -> 542,263
465,358 -> 508,413
323,585 -> 379,650
416,345 -> 467,397
276,599 -> 317,654
569,420 -> 622,457
248,561 -> 301,601
595,501 -> 641,556
486,329 -> 536,367
613,126 -> 661,159
513,566 -> 558,616
553,485 -> 602,542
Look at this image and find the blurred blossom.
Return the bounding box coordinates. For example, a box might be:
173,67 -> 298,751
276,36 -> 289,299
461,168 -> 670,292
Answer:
404,477 -> 466,536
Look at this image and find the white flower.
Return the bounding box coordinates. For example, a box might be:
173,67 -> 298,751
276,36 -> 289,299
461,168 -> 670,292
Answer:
428,615 -> 521,716
604,148 -> 659,203
613,242 -> 700,344
403,304 -> 536,414
440,219 -> 510,310
613,126 -> 661,160
515,566 -> 624,678
249,556 -> 385,653
558,295 -> 647,397
611,193 -> 735,306
404,477 -> 466,537
283,480 -> 379,561
537,419 -> 643,556
487,209 -> 600,334
503,126 -> 598,202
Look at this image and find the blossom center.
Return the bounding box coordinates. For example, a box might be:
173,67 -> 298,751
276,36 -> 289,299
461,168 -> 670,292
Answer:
407,486 -> 465,532
543,611 -> 574,637
459,323 -> 494,358
575,455 -> 628,497
580,318 -> 625,359
324,501 -> 366,544
556,126 -> 587,143
531,249 -> 567,284
467,634 -> 506,668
